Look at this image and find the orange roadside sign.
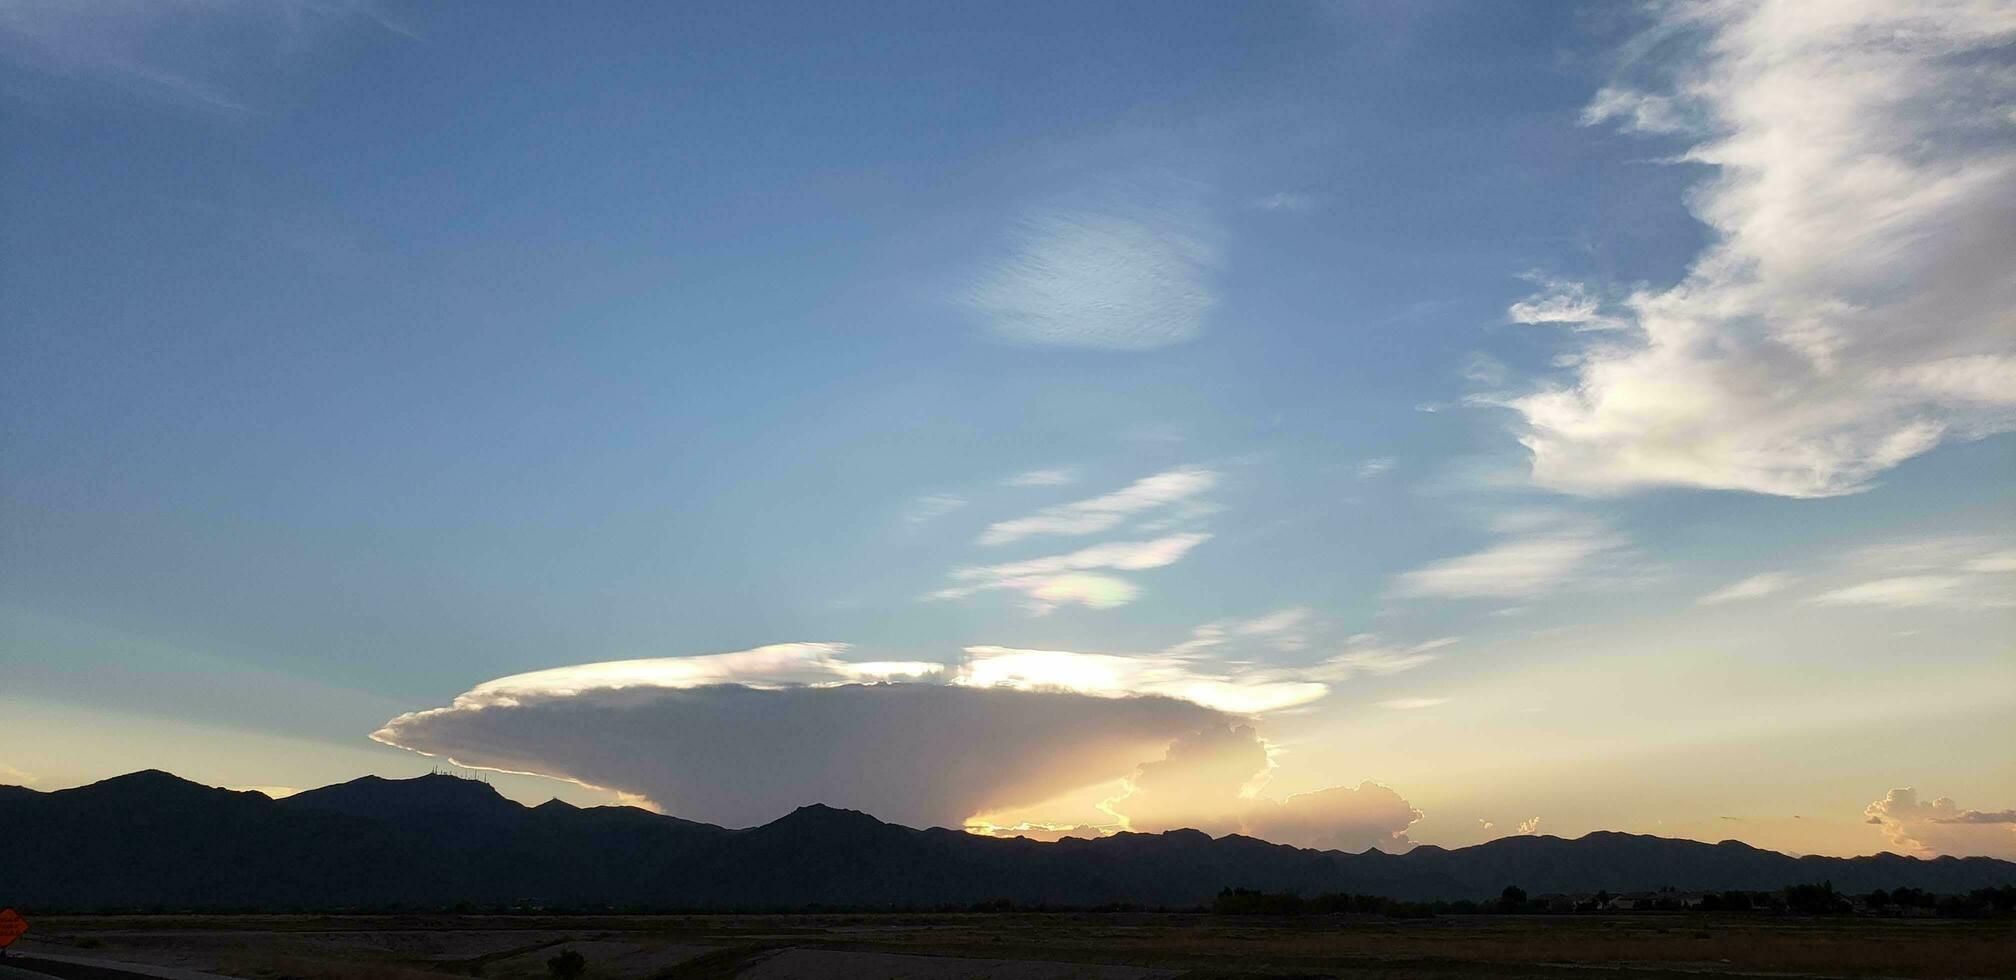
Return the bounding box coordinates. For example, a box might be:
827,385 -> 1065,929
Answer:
0,907 -> 25,947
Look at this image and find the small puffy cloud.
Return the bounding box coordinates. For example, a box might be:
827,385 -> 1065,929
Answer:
1357,457 -> 1396,479
1864,789 -> 2016,859
375,644 -> 1230,828
1509,2 -> 2016,498
1394,514 -> 1630,599
930,532 -> 1211,612
1516,816 -> 1542,835
1697,571 -> 1798,605
1005,468 -> 1075,487
964,198 -> 1218,350
979,467 -> 1217,545
1102,726 -> 1421,850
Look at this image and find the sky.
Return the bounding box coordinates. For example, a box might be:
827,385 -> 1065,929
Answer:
2,0 -> 2012,860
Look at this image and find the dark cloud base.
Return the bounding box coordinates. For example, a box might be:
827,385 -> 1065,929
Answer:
377,683 -> 1225,827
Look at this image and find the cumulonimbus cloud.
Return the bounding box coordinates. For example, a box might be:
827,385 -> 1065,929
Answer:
1864,788 -> 2016,859
1507,0 -> 2016,498
375,645 -> 1231,828
374,636 -> 1442,836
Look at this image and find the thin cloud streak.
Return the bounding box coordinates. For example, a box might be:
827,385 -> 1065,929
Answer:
1697,571 -> 1797,605
978,466 -> 1217,546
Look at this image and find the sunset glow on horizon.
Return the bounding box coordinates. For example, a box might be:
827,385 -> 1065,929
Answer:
3,0 -> 2011,863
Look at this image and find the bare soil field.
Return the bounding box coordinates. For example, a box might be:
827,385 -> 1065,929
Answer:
7,912 -> 2013,980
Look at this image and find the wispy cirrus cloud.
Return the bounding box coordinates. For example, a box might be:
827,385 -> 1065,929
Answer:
1004,467 -> 1075,487
1394,513 -> 1632,599
978,466 -> 1216,546
1811,535 -> 2016,610
0,0 -> 417,113
1307,635 -> 1456,681
963,191 -> 1219,350
903,493 -> 967,527
1810,575 -> 2011,611
1506,275 -> 1624,331
1505,0 -> 2016,498
1697,571 -> 1798,606
930,532 -> 1211,612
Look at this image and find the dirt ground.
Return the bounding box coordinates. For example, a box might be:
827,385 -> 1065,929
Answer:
9,911 -> 2014,980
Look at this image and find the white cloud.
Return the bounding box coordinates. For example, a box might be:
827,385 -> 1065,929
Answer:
1507,276 -> 1624,331
1516,816 -> 1542,835
0,764 -> 37,786
1579,86 -> 1688,134
978,466 -> 1217,545
904,493 -> 967,526
930,532 -> 1211,612
1100,725 -> 1422,850
1813,536 -> 2016,609
375,644 -> 1230,827
964,197 -> 1219,350
1508,1 -> 2016,498
1697,571 -> 1798,605
1159,607 -> 1318,659
1864,788 -> 2016,859
1810,575 -> 2011,610
1307,635 -> 1454,681
1356,457 -> 1396,479
955,646 -> 1328,716
1004,468 -> 1075,487
1394,514 -> 1630,599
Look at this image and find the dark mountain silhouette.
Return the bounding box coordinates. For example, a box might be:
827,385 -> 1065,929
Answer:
2,771 -> 2010,909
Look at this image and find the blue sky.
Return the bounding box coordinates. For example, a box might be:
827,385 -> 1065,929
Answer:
3,1 -> 2012,858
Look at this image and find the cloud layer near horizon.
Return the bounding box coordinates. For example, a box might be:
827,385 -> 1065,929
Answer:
373,643 -> 1430,843
378,676 -> 1225,828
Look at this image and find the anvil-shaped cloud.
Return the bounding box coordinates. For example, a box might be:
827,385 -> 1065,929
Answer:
375,643 -> 1261,827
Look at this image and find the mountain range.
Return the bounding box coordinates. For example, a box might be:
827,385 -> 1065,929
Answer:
3,771 -> 2011,910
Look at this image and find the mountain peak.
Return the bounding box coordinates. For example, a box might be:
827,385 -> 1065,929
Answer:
281,772 -> 519,823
